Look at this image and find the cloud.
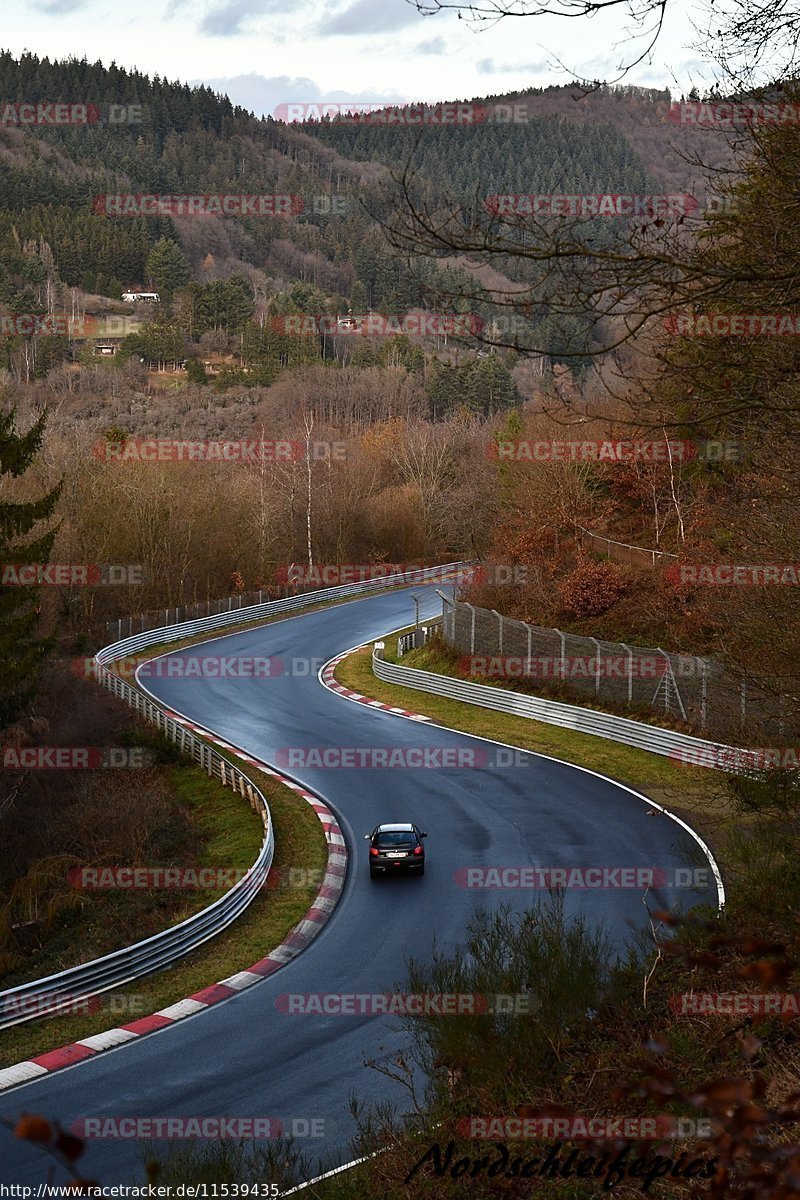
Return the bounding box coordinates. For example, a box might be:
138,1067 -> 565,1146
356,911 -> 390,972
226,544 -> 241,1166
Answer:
38,0 -> 84,10
325,0 -> 422,35
191,73 -> 319,114
416,36 -> 446,54
199,0 -> 285,36
192,73 -> 407,118
476,56 -> 549,75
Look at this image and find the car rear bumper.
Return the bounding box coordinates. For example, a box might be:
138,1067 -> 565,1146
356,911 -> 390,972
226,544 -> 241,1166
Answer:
370,857 -> 424,872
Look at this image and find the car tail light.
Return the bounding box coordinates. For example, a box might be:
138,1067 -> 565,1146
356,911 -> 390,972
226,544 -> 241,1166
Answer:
369,847 -> 380,857
413,845 -> 423,856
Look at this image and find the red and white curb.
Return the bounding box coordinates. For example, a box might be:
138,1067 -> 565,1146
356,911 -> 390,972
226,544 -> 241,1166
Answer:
0,729 -> 347,1094
321,654 -> 432,722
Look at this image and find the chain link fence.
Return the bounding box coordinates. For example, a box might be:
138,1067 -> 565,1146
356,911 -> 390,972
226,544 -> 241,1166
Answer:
441,597 -> 798,744
106,588 -> 282,641
576,526 -> 680,568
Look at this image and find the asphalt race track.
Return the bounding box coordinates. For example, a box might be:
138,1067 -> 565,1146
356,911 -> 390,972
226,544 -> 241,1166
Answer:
0,583 -> 720,1184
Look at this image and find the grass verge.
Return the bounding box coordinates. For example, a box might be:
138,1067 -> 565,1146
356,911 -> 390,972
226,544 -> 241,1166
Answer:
0,751 -> 328,1070
335,631 -> 732,854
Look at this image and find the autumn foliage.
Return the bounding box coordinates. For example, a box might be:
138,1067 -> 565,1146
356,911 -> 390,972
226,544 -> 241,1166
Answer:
558,559 -> 628,618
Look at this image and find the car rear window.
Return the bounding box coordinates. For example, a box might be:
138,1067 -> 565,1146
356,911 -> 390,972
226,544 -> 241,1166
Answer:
376,831 -> 415,848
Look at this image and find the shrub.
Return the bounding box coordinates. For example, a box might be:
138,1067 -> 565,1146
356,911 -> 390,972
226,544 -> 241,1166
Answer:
558,559 -> 627,617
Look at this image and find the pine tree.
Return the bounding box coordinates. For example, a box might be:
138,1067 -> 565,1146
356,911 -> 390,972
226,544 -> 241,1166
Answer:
0,408 -> 62,729
145,238 -> 190,301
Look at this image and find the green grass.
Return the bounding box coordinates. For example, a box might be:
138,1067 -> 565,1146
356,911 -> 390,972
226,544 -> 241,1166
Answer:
0,755 -> 328,1069
0,758 -> 264,990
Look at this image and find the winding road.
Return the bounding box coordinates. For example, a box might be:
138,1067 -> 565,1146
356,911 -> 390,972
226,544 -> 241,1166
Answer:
0,583 -> 719,1184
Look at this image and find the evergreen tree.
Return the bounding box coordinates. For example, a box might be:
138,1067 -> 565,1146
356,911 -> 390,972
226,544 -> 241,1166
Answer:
0,408 -> 62,729
146,238 -> 191,301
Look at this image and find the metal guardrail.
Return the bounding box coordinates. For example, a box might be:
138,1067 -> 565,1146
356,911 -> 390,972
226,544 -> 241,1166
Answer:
106,565 -> 468,644
372,646 -> 750,771
0,563 -> 467,1029
398,618 -> 443,658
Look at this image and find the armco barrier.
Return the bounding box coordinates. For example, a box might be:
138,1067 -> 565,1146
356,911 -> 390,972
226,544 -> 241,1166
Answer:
371,644 -> 750,770
0,564 -> 467,1029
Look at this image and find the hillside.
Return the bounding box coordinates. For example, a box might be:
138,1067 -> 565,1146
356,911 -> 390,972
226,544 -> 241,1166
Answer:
0,53 -> 738,377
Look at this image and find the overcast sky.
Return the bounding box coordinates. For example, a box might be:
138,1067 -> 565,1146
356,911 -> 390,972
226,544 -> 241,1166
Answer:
4,0 -> 718,116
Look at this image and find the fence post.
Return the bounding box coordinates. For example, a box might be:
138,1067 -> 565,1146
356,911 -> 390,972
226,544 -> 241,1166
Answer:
527,624 -> 533,675
555,629 -> 566,681
699,659 -> 708,728
492,610 -> 504,656
620,642 -> 634,706
442,595 -> 454,642
590,637 -> 601,695
740,675 -> 747,728
658,650 -> 672,713
467,603 -> 476,655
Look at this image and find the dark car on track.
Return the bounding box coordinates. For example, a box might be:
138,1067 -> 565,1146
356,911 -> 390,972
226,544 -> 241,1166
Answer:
366,822 -> 427,878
